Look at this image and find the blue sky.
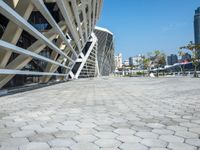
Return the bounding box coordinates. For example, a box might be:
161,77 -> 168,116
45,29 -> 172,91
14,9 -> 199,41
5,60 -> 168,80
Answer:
97,0 -> 200,60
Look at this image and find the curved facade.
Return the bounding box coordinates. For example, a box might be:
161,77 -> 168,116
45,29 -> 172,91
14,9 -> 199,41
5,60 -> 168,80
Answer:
0,0 -> 103,88
94,27 -> 115,76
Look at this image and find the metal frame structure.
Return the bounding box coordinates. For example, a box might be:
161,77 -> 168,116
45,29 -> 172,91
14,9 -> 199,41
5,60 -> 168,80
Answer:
94,27 -> 115,76
0,0 -> 103,89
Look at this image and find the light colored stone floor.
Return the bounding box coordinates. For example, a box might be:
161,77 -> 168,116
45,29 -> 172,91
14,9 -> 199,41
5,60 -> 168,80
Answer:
0,77 -> 200,150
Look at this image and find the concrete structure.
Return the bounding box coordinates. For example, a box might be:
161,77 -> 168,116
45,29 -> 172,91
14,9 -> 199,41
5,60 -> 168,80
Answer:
167,54 -> 178,65
94,27 -> 115,76
194,7 -> 200,45
0,0 -> 103,88
0,77 -> 200,149
115,53 -> 122,69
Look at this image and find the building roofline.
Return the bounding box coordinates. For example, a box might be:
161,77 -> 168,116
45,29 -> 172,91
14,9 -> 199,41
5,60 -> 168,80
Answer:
95,26 -> 113,35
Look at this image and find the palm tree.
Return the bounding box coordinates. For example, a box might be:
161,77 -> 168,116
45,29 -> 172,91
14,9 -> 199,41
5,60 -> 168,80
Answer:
180,41 -> 200,77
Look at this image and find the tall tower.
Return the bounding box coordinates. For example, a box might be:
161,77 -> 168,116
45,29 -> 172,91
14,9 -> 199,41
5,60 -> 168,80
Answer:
194,7 -> 200,44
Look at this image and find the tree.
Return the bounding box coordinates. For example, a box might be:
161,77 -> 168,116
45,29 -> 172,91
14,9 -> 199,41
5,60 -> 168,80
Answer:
180,41 -> 200,77
150,50 -> 166,77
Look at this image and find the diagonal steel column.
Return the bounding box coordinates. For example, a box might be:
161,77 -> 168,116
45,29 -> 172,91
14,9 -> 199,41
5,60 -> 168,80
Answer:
0,23 -> 67,88
0,0 -> 34,68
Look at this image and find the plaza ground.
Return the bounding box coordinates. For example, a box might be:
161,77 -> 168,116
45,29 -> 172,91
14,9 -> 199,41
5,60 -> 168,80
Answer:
0,77 -> 200,150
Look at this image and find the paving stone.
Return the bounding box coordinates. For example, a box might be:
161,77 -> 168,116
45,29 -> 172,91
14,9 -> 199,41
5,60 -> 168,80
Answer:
0,138 -> 29,147
113,128 -> 136,135
95,139 -> 121,148
189,128 -> 200,134
152,129 -> 174,135
19,142 -> 50,150
167,125 -> 187,131
141,139 -> 168,147
95,132 -> 118,139
53,131 -> 78,138
179,122 -> 199,128
119,143 -> 148,150
175,131 -> 199,139
73,134 -> 98,142
77,123 -> 96,128
1,78 -> 200,149
28,133 -> 54,142
70,142 -> 100,150
150,148 -> 169,150
11,130 -> 35,138
186,139 -> 200,147
48,138 -> 75,147
135,132 -> 158,139
167,142 -> 197,150
159,135 -> 184,143
116,135 -> 142,143
146,123 -> 165,129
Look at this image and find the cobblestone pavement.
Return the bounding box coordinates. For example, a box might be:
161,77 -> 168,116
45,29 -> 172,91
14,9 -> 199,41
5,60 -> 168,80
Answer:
0,77 -> 200,150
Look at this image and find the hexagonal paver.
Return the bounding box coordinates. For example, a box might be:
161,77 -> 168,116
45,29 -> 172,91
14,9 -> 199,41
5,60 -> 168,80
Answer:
95,132 -> 118,139
159,135 -> 184,143
135,132 -> 158,139
70,142 -> 100,150
48,139 -> 75,147
175,131 -> 199,139
77,123 -> 96,128
95,139 -> 121,148
119,143 -> 148,150
179,122 -> 199,128
28,133 -> 54,142
53,131 -> 78,138
116,135 -> 142,143
186,138 -> 200,147
19,142 -> 50,150
114,128 -> 136,135
189,127 -> 200,134
11,130 -> 35,138
152,129 -> 174,135
167,125 -> 187,131
73,135 -> 98,142
141,139 -> 168,147
167,142 -> 197,150
146,123 -> 165,129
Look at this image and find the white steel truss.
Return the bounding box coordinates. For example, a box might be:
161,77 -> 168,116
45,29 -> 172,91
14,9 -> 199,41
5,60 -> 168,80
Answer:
0,0 -> 103,88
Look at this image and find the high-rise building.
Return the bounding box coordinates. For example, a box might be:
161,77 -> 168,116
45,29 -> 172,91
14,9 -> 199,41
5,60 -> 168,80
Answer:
167,54 -> 178,65
94,27 -> 115,76
115,53 -> 122,69
194,7 -> 200,45
0,0 -> 103,88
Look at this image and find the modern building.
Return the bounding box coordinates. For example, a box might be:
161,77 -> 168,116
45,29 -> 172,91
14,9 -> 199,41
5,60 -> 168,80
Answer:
115,53 -> 123,69
194,7 -> 200,45
167,54 -> 178,65
94,27 -> 115,76
0,0 -> 103,89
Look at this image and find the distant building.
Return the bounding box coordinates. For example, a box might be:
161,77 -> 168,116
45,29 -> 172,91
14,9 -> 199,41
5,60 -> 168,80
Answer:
194,7 -> 200,45
167,54 -> 178,65
129,55 -> 143,68
115,53 -> 123,69
181,53 -> 191,62
124,59 -> 129,66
